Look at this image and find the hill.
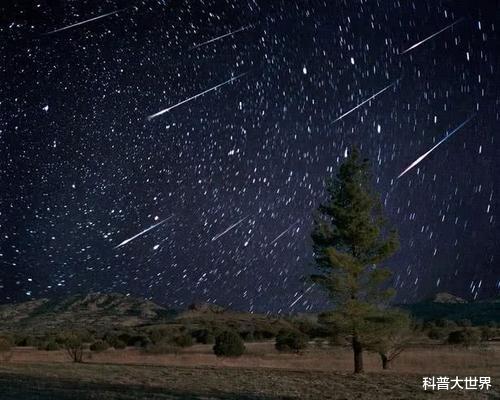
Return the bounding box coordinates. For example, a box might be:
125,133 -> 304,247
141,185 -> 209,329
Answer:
0,294 -> 294,338
430,292 -> 467,304
402,292 -> 500,325
0,293 -> 176,333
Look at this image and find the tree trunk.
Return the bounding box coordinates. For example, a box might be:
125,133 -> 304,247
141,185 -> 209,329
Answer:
352,336 -> 364,373
380,353 -> 390,370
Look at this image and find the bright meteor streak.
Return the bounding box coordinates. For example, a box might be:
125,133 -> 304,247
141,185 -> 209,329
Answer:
332,80 -> 398,124
400,19 -> 463,55
114,215 -> 173,249
147,73 -> 247,120
269,221 -> 299,245
397,115 -> 476,179
44,8 -> 128,35
211,216 -> 248,242
289,284 -> 315,308
191,26 -> 250,50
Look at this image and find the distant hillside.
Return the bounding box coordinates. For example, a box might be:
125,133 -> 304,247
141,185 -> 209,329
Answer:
402,292 -> 500,325
0,293 -> 176,333
0,294 -> 294,336
430,292 -> 467,304
177,302 -> 294,336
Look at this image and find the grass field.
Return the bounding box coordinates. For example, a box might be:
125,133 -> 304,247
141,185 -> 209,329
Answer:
1,342 -> 499,399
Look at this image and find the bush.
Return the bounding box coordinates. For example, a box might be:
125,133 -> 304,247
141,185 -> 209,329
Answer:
213,331 -> 245,357
144,340 -> 178,355
113,339 -> 127,349
275,330 -> 308,353
173,334 -> 193,348
39,340 -> 60,351
256,330 -> 275,339
240,331 -> 254,342
428,328 -> 447,340
193,329 -> 215,344
90,340 -> 110,352
104,332 -> 128,348
128,335 -> 151,348
16,336 -> 38,347
447,329 -> 481,347
0,337 -> 12,352
480,326 -> 494,341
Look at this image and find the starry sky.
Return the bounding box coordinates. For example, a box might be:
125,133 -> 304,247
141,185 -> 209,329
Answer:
1,0 -> 498,312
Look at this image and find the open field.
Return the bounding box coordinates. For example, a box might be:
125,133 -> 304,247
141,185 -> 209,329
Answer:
4,341 -> 500,375
1,342 -> 499,399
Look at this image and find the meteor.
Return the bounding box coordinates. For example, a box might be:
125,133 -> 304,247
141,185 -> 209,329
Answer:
332,80 -> 398,124
397,115 -> 476,179
191,25 -> 250,50
269,221 -> 299,245
113,215 -> 173,249
289,284 -> 315,308
44,8 -> 129,35
211,216 -> 248,242
400,18 -> 463,55
147,72 -> 247,120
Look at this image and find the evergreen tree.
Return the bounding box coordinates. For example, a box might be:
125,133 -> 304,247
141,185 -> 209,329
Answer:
311,146 -> 399,373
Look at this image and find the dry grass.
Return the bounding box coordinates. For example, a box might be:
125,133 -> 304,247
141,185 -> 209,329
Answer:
1,343 -> 499,399
7,342 -> 500,375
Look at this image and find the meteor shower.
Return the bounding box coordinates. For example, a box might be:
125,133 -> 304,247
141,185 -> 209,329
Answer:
0,1 -> 498,399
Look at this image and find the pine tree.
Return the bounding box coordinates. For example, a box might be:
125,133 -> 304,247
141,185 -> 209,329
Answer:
311,146 -> 399,373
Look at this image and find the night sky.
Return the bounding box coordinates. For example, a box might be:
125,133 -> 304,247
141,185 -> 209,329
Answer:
1,0 -> 498,313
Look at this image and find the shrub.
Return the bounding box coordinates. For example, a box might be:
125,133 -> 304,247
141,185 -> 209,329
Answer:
149,329 -> 170,344
447,329 -> 481,347
480,326 -> 494,341
240,331 -> 254,342
90,340 -> 110,352
193,329 -> 215,344
104,332 -> 129,348
275,330 -> 308,353
39,340 -> 60,351
16,336 -> 38,347
46,340 -> 60,351
128,335 -> 151,348
113,339 -> 127,349
144,340 -> 178,355
213,331 -> 245,357
0,337 -> 12,352
258,330 -> 275,339
428,328 -> 447,340
173,334 -> 193,348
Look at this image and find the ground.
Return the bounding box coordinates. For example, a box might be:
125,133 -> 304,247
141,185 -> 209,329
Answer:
1,342 -> 499,399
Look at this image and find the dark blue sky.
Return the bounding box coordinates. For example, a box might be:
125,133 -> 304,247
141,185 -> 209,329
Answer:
0,0 -> 498,312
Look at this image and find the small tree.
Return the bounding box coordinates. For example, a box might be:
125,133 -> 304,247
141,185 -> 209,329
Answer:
311,147 -> 399,373
364,310 -> 413,369
213,330 -> 245,357
63,333 -> 84,363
